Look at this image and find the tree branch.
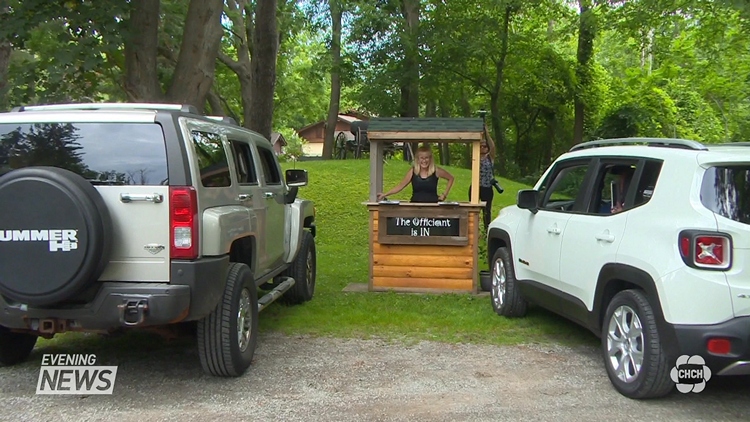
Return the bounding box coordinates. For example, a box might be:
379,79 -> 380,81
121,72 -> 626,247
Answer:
217,51 -> 243,74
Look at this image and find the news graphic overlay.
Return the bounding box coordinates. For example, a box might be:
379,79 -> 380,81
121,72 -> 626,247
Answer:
670,354 -> 712,393
36,354 -> 118,395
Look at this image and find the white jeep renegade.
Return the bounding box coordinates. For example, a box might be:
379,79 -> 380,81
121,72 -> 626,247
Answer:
486,137 -> 750,399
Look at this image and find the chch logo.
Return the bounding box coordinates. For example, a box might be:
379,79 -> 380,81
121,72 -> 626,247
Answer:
670,355 -> 712,393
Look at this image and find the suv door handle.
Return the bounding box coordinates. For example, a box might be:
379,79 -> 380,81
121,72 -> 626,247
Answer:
120,193 -> 164,203
237,193 -> 252,202
596,231 -> 615,243
264,192 -> 275,198
547,225 -> 561,235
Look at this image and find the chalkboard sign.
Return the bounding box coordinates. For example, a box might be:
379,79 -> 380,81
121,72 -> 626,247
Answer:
377,208 -> 469,246
385,217 -> 460,237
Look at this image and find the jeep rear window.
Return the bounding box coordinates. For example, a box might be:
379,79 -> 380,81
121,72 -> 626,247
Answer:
701,166 -> 750,224
0,122 -> 168,185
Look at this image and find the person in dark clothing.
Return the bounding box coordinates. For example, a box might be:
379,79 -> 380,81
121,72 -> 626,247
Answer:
377,145 -> 454,203
469,128 -> 500,230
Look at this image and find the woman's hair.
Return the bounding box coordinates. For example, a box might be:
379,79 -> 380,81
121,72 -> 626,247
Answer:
482,126 -> 496,161
412,145 -> 436,175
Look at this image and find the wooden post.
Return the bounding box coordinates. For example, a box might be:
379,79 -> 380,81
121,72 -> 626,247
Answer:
369,141 -> 384,202
470,139 -> 481,204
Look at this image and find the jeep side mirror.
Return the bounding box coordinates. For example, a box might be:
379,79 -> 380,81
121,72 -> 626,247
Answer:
517,189 -> 539,214
285,169 -> 308,187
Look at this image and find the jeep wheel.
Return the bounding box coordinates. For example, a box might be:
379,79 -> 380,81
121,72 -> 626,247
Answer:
197,263 -> 258,377
490,247 -> 527,317
602,289 -> 674,399
280,230 -> 316,305
0,327 -> 37,366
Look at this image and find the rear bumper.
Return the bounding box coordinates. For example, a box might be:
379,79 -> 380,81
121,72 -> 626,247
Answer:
673,315 -> 750,376
0,256 -> 228,332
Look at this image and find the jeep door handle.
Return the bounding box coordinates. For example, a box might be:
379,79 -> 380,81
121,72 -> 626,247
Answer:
264,192 -> 275,198
237,193 -> 252,202
547,225 -> 561,235
120,193 -> 163,203
596,232 -> 615,243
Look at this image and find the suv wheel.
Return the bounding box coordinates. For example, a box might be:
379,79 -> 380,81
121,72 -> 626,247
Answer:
602,289 -> 674,399
0,327 -> 37,366
197,263 -> 258,377
491,247 -> 527,317
280,230 -> 316,305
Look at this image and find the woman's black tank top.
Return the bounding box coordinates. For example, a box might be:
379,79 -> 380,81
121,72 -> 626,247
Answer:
411,172 -> 439,203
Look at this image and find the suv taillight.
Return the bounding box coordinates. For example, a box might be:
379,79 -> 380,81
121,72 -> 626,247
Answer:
678,230 -> 732,270
170,186 -> 198,259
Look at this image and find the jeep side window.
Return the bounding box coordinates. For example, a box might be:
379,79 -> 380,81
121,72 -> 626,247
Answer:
191,131 -> 231,188
701,165 -> 750,224
230,140 -> 258,185
258,146 -> 281,185
539,164 -> 589,212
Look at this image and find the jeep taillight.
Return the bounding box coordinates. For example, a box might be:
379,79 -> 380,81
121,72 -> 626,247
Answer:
170,186 -> 198,259
678,231 -> 732,270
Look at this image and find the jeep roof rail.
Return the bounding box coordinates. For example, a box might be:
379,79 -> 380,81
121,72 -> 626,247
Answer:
570,137 -> 708,152
11,103 -> 201,114
709,142 -> 750,148
205,115 -> 239,126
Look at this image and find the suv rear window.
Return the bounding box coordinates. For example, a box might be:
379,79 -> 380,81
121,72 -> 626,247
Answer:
0,122 -> 168,185
701,166 -> 750,224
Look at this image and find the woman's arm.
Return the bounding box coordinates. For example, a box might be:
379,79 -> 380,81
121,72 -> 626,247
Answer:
436,167 -> 454,201
377,168 -> 414,200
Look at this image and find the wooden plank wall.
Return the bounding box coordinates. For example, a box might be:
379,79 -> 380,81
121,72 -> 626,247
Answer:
369,209 -> 479,293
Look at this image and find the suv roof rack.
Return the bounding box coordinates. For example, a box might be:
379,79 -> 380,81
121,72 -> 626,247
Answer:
11,103 -> 200,114
205,115 -> 240,126
570,137 -> 708,152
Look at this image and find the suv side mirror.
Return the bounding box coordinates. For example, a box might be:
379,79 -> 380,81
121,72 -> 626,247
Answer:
285,169 -> 308,187
517,189 -> 539,214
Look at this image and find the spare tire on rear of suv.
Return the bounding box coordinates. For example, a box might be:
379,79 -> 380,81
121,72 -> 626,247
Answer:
0,167 -> 113,306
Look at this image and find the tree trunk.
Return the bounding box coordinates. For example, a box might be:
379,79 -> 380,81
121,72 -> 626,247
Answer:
247,0 -> 279,140
489,5 -> 513,176
322,0 -> 342,160
219,0 -> 254,128
0,40 -> 10,109
166,0 -> 224,113
124,0 -> 162,102
438,98 -> 450,166
400,0 -> 420,161
573,0 -> 596,146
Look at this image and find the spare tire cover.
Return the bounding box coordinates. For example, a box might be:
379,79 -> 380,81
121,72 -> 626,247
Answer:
0,167 -> 113,306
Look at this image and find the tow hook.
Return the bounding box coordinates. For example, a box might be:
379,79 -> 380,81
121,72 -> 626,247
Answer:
118,299 -> 149,326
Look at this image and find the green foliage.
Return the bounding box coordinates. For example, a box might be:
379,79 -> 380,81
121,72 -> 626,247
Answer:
276,127 -> 308,162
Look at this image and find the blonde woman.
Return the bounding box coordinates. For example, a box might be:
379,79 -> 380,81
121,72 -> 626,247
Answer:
377,145 -> 454,203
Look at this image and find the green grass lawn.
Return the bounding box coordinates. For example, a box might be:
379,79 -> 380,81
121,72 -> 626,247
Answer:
257,158 -> 596,347
38,158 -> 596,350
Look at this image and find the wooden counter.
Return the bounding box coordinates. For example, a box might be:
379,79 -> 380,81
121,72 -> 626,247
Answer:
364,202 -> 484,294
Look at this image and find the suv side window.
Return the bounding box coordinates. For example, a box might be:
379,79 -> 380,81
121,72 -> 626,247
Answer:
587,159 -> 663,214
191,131 -> 231,187
258,145 -> 281,185
230,140 -> 258,185
701,165 -> 750,224
538,163 -> 590,212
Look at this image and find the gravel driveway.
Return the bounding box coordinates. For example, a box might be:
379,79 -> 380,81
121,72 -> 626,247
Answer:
1,332 -> 749,421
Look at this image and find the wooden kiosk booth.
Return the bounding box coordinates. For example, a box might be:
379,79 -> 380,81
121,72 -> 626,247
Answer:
364,117 -> 486,294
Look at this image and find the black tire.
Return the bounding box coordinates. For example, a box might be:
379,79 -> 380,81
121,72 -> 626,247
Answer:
0,167 -> 113,306
280,230 -> 316,305
601,289 -> 674,399
0,326 -> 37,366
197,263 -> 258,377
490,247 -> 527,317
